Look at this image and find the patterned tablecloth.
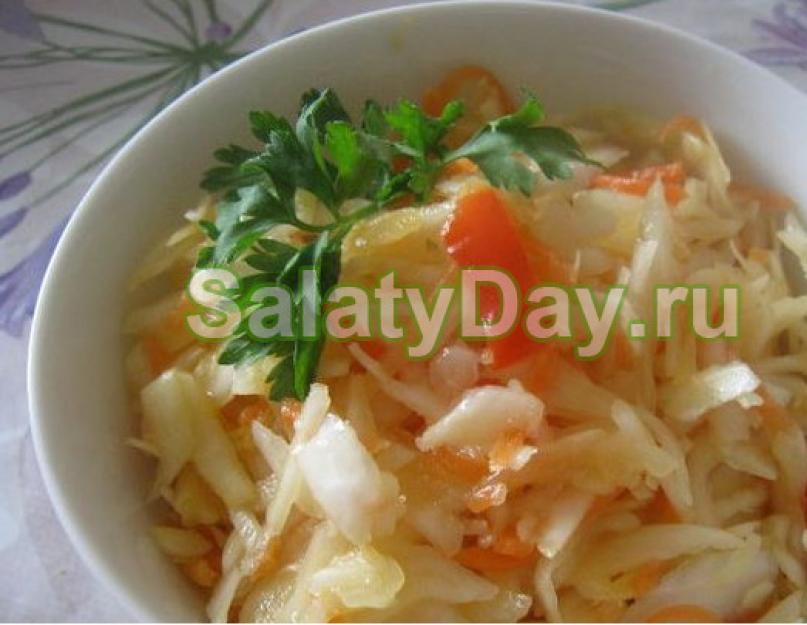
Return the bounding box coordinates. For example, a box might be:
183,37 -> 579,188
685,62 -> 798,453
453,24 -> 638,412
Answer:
3,0 -> 807,620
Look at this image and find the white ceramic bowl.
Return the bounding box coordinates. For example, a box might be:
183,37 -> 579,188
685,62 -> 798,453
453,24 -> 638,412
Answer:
28,0 -> 807,621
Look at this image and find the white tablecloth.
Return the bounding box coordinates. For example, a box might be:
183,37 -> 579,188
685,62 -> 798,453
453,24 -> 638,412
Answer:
3,0 -> 807,620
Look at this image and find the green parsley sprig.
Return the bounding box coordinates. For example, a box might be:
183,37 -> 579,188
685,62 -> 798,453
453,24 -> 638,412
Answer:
197,87 -> 593,401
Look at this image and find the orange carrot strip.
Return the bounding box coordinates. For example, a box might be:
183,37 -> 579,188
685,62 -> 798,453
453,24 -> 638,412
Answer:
634,163 -> 686,184
644,490 -> 681,524
142,335 -> 173,375
747,247 -> 771,264
492,526 -> 534,559
182,555 -> 220,588
443,157 -> 480,178
239,400 -> 273,426
756,387 -> 791,432
526,240 -> 570,284
276,398 -> 302,439
466,481 -> 507,514
586,488 -> 625,519
423,65 -> 514,118
590,163 -> 686,206
629,560 -> 671,596
358,338 -> 388,360
456,545 -> 536,572
429,448 -> 489,484
220,395 -> 273,429
391,155 -> 412,174
488,431 -> 527,472
220,395 -> 260,426
524,344 -> 575,396
647,605 -> 722,623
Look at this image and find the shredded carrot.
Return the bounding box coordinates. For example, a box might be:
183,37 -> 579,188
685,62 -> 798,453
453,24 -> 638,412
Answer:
151,294 -> 196,345
729,181 -> 795,212
196,524 -> 226,549
142,335 -> 173,375
228,603 -> 242,623
659,115 -> 706,143
141,295 -> 199,374
802,481 -> 807,526
240,399 -> 273,426
442,157 -> 480,178
350,339 -> 389,373
621,163 -> 686,185
400,412 -> 425,436
747,247 -> 771,265
456,545 -> 536,572
475,376 -> 506,387
628,559 -> 672,596
647,605 -> 722,623
182,554 -> 220,588
391,155 -> 412,174
466,481 -> 507,513
644,489 -> 681,524
389,192 -> 418,209
221,395 -> 273,430
488,430 -> 527,472
586,488 -> 625,519
735,606 -> 769,623
524,344 -> 568,395
248,541 -> 279,585
590,163 -> 686,206
358,338 -> 388,360
593,602 -> 628,622
614,329 -> 635,369
756,387 -> 791,432
525,240 -> 570,284
429,448 -> 489,484
276,398 -> 302,439
492,525 -> 534,558
221,395 -> 259,427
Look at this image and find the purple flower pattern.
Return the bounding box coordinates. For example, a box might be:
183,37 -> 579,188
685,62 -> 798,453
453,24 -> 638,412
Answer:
0,207 -> 28,238
0,219 -> 65,337
750,0 -> 807,66
206,20 -> 233,42
0,0 -> 43,41
0,0 -> 272,337
0,171 -> 32,201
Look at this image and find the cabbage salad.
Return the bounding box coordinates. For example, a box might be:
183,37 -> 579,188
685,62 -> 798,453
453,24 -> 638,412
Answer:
125,66 -> 807,622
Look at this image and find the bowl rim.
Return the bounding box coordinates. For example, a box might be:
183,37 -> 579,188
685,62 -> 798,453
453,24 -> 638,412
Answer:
26,0 -> 807,620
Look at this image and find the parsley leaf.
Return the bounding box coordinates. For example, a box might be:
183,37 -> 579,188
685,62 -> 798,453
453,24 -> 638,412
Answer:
296,88 -> 351,151
448,96 -> 595,194
200,87 -> 593,400
384,100 -> 464,199
200,144 -> 262,192
361,100 -> 388,137
244,239 -> 298,274
265,345 -> 296,401
249,111 -> 336,208
280,230 -> 341,400
326,121 -> 389,200
385,99 -> 463,158
204,183 -> 297,266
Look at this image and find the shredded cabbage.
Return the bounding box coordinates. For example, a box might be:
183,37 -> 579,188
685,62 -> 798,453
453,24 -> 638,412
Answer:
127,102 -> 807,622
